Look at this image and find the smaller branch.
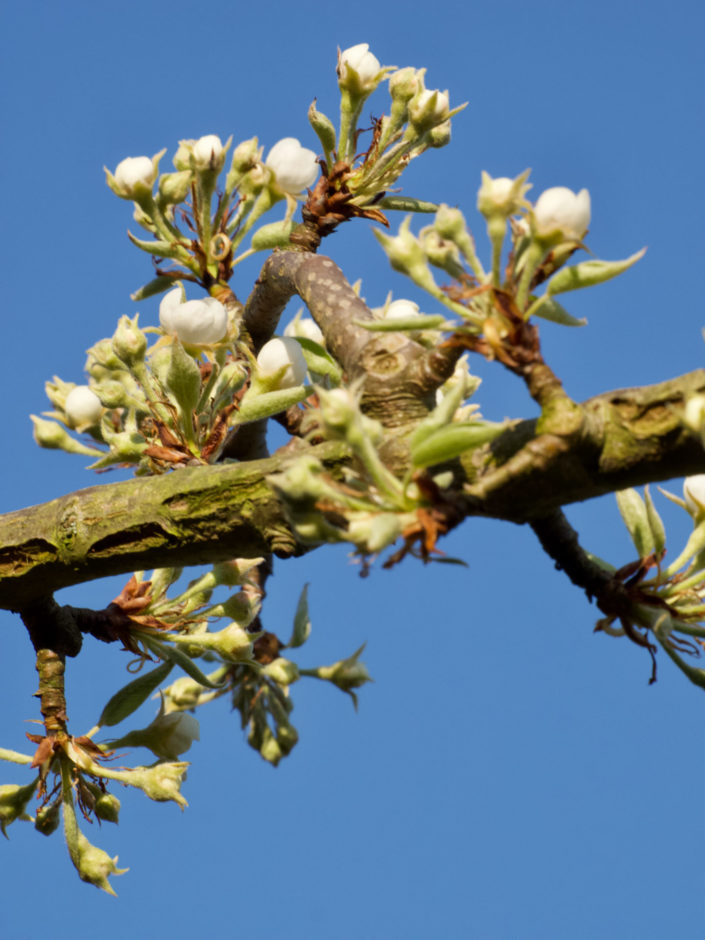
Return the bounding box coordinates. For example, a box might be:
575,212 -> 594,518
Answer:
35,648 -> 69,737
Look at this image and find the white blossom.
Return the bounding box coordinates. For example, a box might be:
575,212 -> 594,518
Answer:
284,316 -> 324,345
383,299 -> 420,319
64,386 -> 103,427
192,134 -> 223,168
113,156 -> 155,195
684,476 -> 705,518
533,186 -> 591,240
409,88 -> 450,129
265,138 -> 318,194
339,43 -> 381,86
256,336 -> 308,388
163,296 -> 228,345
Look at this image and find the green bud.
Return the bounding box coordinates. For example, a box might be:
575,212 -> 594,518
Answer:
94,791 -> 121,824
427,120 -> 452,148
308,99 -> 337,161
0,780 -> 37,835
250,219 -> 295,251
348,512 -> 403,553
70,829 -> 127,895
262,658 -> 300,686
112,314 -> 147,367
34,798 -> 61,836
128,762 -> 189,809
94,380 -> 128,409
31,416 -> 104,456
389,67 -> 421,103
158,170 -> 193,205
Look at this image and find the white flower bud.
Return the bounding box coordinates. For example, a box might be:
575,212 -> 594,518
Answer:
383,299 -> 420,319
408,88 -> 450,130
339,43 -> 381,87
159,286 -> 185,333
256,336 -> 307,388
684,476 -> 705,518
113,156 -> 155,196
533,186 -> 591,241
192,134 -> 223,168
166,297 -> 228,345
284,316 -> 324,345
265,138 -> 318,194
64,386 -> 103,427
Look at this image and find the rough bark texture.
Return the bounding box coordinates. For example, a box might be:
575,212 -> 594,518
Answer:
2,369 -> 705,613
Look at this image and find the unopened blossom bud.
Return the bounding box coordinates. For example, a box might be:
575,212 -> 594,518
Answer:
159,285 -> 186,333
130,761 -> 189,808
163,675 -> 205,710
313,646 -> 372,694
64,386 -> 103,428
408,88 -> 450,131
112,314 -> 147,366
173,139 -> 196,171
262,657 -> 300,685
166,297 -> 228,345
112,156 -> 155,197
265,138 -> 318,195
31,416 -> 103,455
94,792 -> 121,824
192,134 -> 224,169
71,830 -> 127,895
158,170 -> 192,205
0,781 -> 37,836
684,476 -> 705,519
532,186 -> 591,241
477,171 -> 531,219
230,137 -> 261,174
388,67 -> 421,103
382,299 -> 421,319
284,316 -> 324,345
256,336 -> 307,388
34,798 -> 61,836
427,120 -> 452,148
338,43 -> 382,92
111,709 -> 200,760
684,394 -> 705,435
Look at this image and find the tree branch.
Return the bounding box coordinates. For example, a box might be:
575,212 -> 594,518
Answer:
2,371 -> 704,612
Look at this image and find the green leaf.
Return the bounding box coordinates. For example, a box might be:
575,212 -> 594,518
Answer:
355,314 -> 449,331
376,195 -> 439,213
96,661 -> 173,729
532,297 -> 587,327
166,339 -> 202,418
294,337 -> 343,383
643,486 -> 666,556
237,385 -> 310,423
250,219 -> 296,251
127,230 -> 181,258
615,488 -> 654,557
546,248 -> 646,297
143,637 -> 228,689
308,99 -> 336,163
288,583 -> 312,648
130,276 -> 177,302
411,421 -> 506,468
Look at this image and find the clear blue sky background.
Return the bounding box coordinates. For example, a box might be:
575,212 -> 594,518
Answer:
1,1 -> 704,936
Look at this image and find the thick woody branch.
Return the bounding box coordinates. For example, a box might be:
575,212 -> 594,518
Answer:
0,442 -> 347,611
463,369 -> 705,521
243,251 -> 459,425
1,371 -> 704,613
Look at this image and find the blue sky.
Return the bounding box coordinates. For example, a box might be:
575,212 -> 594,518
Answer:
1,0 -> 704,936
